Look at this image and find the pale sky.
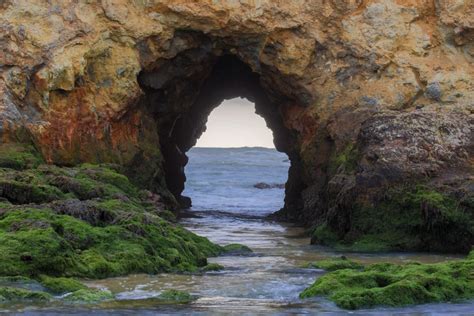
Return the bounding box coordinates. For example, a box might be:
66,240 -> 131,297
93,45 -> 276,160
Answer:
195,97 -> 275,148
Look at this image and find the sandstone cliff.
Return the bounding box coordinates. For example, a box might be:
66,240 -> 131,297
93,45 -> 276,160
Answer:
0,0 -> 473,252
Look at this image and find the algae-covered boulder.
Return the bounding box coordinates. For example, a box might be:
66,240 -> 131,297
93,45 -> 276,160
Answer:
0,145 -> 222,280
200,263 -> 225,272
0,202 -> 221,279
311,184 -> 474,254
300,252 -> 474,310
0,144 -> 43,170
158,289 -> 194,303
304,257 -> 363,271
308,111 -> 474,254
39,276 -> 86,294
222,244 -> 253,256
64,289 -> 114,303
0,286 -> 51,302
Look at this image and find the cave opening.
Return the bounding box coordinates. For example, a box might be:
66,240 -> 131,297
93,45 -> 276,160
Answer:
138,53 -> 305,217
183,97 -> 289,213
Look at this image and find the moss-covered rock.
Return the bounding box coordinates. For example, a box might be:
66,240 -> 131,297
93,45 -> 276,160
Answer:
0,162 -> 143,205
328,144 -> 359,175
300,252 -> 474,310
222,244 -> 253,255
0,276 -> 32,283
0,211 -> 78,276
0,286 -> 51,301
0,144 -> 43,170
0,146 -> 223,280
44,164 -> 140,201
313,185 -> 474,253
39,275 -> 86,294
0,180 -> 65,204
304,257 -> 363,271
64,288 -> 114,303
158,289 -> 194,302
201,263 -> 225,272
0,205 -> 222,278
311,224 -> 340,247
78,164 -> 139,198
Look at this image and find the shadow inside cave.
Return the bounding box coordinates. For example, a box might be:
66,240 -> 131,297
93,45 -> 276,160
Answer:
138,53 -> 306,217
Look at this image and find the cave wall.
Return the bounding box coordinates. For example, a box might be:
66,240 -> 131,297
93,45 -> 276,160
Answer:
0,0 -> 473,250
137,51 -> 303,209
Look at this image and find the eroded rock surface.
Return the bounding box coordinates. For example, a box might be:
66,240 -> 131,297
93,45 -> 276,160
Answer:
0,0 -> 473,252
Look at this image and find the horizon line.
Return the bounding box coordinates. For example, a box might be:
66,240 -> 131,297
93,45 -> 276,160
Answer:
192,146 -> 276,149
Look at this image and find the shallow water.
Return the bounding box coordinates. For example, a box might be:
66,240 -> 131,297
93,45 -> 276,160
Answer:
5,148 -> 473,315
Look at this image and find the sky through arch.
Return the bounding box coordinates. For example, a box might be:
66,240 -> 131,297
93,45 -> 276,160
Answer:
195,97 -> 275,148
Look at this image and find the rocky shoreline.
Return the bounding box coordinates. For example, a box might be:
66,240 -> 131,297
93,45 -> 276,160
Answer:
0,0 -> 473,310
0,144 -> 472,309
0,143 -> 246,305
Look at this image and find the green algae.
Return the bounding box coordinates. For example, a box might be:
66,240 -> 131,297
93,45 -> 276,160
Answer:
304,257 -> 363,271
45,164 -> 140,201
0,180 -> 65,204
39,275 -> 86,294
0,206 -> 222,278
311,224 -> 393,252
64,288 -> 114,303
78,164 -> 139,197
300,253 -> 474,310
154,209 -> 177,222
0,162 -> 143,204
222,243 -> 253,255
0,146 -> 223,281
0,286 -> 51,301
159,289 -> 194,302
328,143 -> 359,175
0,212 -> 78,276
0,144 -> 43,170
201,263 -> 225,272
0,276 -> 32,283
311,224 -> 339,247
313,185 -> 473,253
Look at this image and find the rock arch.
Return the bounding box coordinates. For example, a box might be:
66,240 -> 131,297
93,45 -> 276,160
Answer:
0,1 -> 472,252
138,52 -> 302,210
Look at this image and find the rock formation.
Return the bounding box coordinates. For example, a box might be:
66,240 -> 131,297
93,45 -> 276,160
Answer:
254,182 -> 285,189
0,0 -> 473,252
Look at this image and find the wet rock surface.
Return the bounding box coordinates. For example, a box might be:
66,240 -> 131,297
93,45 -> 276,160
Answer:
253,182 -> 285,189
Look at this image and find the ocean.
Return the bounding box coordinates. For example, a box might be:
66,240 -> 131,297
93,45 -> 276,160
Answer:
183,147 -> 290,215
